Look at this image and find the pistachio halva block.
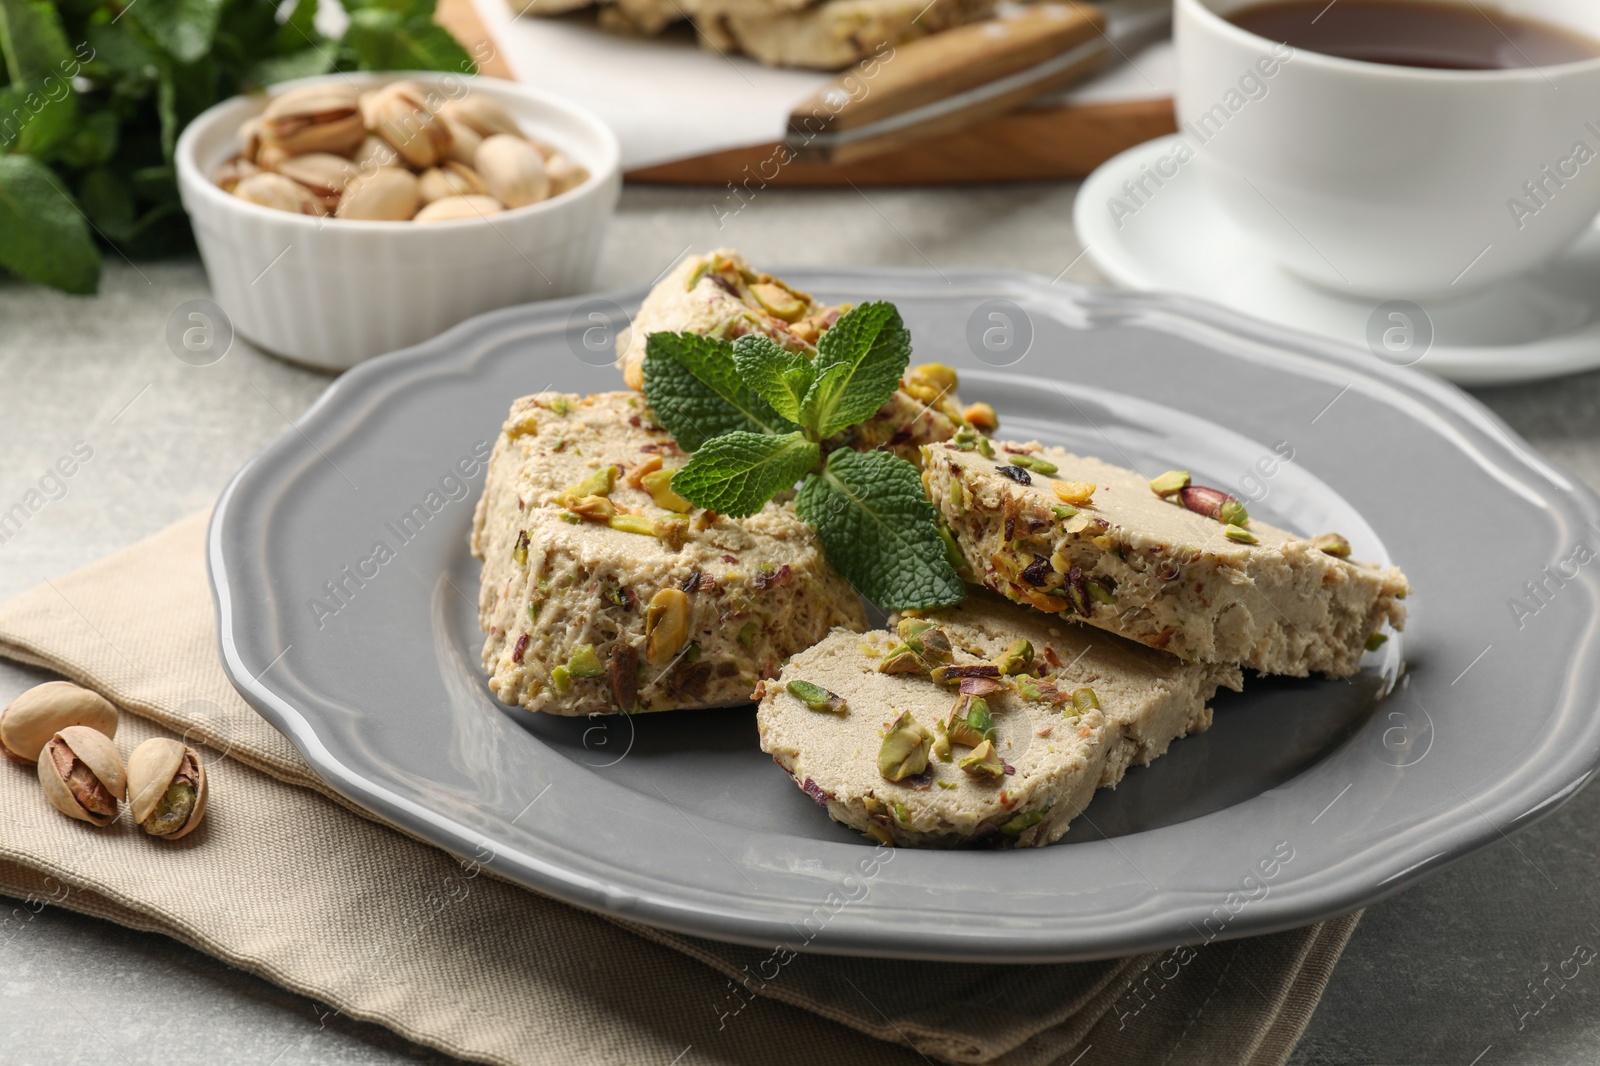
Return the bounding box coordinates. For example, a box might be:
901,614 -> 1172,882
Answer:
924,442 -> 1411,678
695,0 -> 995,69
618,249 -> 972,465
756,593 -> 1240,848
471,391 -> 867,716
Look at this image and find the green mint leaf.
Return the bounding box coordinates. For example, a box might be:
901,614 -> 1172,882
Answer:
642,331 -> 798,451
0,156 -> 99,294
796,449 -> 964,611
802,301 -> 911,439
342,9 -> 474,73
0,0 -> 74,85
732,334 -> 815,426
671,431 -> 819,518
0,84 -> 78,157
131,0 -> 227,64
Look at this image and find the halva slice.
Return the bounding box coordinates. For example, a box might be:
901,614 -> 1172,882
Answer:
924,441 -> 1411,678
698,0 -> 994,69
756,593 -> 1240,848
472,391 -> 867,716
618,248 -> 974,464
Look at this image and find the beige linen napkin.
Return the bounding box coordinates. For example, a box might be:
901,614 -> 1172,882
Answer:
0,513 -> 1358,1066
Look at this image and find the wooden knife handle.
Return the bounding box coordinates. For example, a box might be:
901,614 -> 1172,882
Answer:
787,3 -> 1109,163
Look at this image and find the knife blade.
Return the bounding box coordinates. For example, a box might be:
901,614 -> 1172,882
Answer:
785,0 -> 1171,164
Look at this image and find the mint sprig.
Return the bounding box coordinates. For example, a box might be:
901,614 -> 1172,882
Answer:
641,301 -> 964,611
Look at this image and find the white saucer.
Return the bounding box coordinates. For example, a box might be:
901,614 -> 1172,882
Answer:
1075,134 -> 1600,387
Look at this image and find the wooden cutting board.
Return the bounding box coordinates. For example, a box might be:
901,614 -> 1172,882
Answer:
436,0 -> 1176,186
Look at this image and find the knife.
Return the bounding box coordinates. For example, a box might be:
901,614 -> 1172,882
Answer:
785,0 -> 1171,164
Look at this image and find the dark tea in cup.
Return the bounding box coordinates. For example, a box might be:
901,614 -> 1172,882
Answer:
1228,0 -> 1600,70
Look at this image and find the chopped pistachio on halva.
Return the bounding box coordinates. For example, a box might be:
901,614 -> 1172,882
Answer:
925,442 -> 1411,678
471,391 -> 866,715
756,593 -> 1240,848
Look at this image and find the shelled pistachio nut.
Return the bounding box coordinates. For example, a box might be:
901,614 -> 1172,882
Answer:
438,96 -> 523,140
38,725 -> 126,827
644,587 -> 691,665
476,134 -> 550,208
261,83 -> 365,157
417,161 -> 488,204
2,682 -> 119,762
127,738 -> 207,840
336,168 -> 420,221
364,82 -> 452,169
233,172 -> 327,216
415,195 -> 504,222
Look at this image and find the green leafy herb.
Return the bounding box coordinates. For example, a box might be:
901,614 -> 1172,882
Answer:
731,334 -> 814,424
0,155 -> 99,292
0,0 -> 472,293
642,302 -> 963,611
642,332 -> 798,449
670,430 -> 819,518
802,301 -> 909,437
796,449 -> 965,610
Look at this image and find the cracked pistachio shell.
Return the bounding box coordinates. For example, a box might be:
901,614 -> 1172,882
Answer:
261,83 -> 365,157
417,161 -> 487,204
336,168 -> 420,221
414,195 -> 504,222
438,96 -> 522,140
38,725 -> 126,827
1,682 -> 118,762
476,134 -> 549,209
234,172 -> 327,216
364,83 -> 452,169
127,738 -> 208,839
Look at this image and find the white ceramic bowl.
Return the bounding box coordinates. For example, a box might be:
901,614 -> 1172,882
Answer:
176,73 -> 621,369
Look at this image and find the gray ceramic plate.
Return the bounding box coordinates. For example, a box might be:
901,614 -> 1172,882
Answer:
210,269 -> 1600,962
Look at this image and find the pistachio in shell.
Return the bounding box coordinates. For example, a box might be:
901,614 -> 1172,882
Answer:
233,172 -> 327,216
476,134 -> 550,208
261,83 -> 365,157
127,738 -> 207,840
417,161 -> 488,204
37,725 -> 126,827
443,117 -> 483,167
438,95 -> 523,140
351,134 -> 401,171
540,149 -> 585,192
213,157 -> 262,194
236,116 -> 264,163
364,82 -> 452,169
336,168 -> 420,221
414,195 -> 504,223
1,682 -> 119,762
275,152 -> 358,211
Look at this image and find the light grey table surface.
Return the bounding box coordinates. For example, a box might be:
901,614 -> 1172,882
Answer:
2,183 -> 1599,1066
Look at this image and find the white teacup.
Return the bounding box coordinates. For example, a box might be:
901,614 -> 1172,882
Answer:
1175,0 -> 1600,300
